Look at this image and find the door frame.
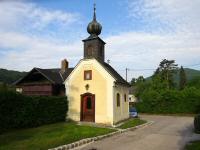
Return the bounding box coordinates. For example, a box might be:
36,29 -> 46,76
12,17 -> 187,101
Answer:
80,93 -> 95,122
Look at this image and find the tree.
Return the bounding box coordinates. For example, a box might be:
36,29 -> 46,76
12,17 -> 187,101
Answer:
151,74 -> 168,91
0,82 -> 7,92
179,66 -> 187,90
136,76 -> 145,83
187,76 -> 200,89
134,76 -> 147,98
155,59 -> 178,89
130,78 -> 136,86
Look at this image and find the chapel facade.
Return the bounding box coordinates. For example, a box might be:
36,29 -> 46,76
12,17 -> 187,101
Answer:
64,5 -> 130,125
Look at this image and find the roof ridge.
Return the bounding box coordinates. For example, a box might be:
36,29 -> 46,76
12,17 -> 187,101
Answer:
100,61 -> 130,87
59,70 -> 64,82
34,68 -> 55,84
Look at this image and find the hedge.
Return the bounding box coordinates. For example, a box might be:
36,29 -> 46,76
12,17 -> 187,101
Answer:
0,90 -> 68,133
135,87 -> 200,114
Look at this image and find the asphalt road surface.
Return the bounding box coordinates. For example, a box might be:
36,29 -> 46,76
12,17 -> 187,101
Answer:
78,115 -> 200,150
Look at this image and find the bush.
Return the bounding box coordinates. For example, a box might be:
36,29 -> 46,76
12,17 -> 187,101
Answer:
135,87 -> 200,114
0,90 -> 68,133
194,114 -> 200,133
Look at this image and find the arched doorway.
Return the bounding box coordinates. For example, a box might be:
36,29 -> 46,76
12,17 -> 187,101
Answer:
81,93 -> 95,122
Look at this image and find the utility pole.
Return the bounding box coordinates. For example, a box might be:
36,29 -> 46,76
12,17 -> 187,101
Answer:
126,68 -> 129,81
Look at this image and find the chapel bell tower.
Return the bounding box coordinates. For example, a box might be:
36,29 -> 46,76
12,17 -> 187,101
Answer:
83,4 -> 106,62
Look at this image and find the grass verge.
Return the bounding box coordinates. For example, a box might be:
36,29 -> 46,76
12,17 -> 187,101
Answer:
0,122 -> 115,150
118,118 -> 147,129
185,141 -> 200,150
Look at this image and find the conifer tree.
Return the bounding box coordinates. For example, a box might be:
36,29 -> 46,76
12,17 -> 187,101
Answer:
155,59 -> 178,89
179,66 -> 187,90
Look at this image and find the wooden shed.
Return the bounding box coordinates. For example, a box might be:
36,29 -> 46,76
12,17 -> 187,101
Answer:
15,60 -> 73,96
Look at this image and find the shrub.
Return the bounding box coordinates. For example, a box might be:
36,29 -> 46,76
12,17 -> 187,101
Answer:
0,90 -> 68,133
194,114 -> 200,134
135,87 -> 200,114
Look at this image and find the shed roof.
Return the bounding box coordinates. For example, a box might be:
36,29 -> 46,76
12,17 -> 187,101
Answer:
15,67 -> 74,85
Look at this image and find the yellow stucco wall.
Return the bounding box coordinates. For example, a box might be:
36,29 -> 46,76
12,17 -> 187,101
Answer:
113,85 -> 129,124
65,59 -> 129,126
65,59 -> 115,125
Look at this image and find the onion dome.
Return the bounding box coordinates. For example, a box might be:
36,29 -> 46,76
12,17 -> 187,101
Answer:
87,4 -> 102,36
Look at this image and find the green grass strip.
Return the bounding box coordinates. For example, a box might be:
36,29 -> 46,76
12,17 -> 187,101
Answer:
185,141 -> 200,150
0,122 -> 116,150
118,118 -> 147,129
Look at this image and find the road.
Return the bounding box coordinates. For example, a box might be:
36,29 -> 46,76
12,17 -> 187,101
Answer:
78,115 -> 200,150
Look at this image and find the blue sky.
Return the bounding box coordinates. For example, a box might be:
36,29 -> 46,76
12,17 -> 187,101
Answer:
0,0 -> 200,81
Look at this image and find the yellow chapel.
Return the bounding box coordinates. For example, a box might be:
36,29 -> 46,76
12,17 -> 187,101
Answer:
64,5 -> 130,126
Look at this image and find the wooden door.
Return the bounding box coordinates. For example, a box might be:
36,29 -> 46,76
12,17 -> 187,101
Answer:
81,94 -> 95,122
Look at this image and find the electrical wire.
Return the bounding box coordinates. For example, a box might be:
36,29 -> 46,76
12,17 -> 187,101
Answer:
116,63 -> 200,72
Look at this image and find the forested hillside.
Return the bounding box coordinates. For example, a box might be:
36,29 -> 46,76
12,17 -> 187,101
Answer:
146,68 -> 200,83
0,69 -> 27,84
174,68 -> 200,82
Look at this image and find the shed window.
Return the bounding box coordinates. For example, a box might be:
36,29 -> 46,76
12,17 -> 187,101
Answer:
117,93 -> 120,107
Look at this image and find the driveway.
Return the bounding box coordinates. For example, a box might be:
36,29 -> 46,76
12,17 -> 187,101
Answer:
78,115 -> 200,150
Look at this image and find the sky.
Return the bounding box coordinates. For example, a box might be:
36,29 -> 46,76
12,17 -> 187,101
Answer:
0,0 -> 200,81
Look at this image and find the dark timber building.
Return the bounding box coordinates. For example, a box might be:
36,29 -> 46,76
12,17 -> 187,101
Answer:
15,59 -> 73,96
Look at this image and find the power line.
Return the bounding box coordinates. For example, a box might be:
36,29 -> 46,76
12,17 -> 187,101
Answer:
118,68 -> 155,72
116,63 -> 200,72
183,63 -> 200,67
129,68 -> 155,71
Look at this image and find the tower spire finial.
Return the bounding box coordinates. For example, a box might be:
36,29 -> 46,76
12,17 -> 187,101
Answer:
87,3 -> 102,36
93,3 -> 96,21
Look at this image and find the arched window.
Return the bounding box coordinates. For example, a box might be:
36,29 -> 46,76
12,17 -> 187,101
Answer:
117,93 -> 120,107
124,94 -> 127,102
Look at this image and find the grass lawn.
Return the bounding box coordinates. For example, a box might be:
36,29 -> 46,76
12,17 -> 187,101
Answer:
185,141 -> 200,150
118,118 -> 147,129
0,122 -> 115,150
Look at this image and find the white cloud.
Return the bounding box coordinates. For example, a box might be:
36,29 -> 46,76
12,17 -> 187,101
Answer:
0,1 -> 80,31
0,0 -> 83,71
0,0 -> 200,82
127,0 -> 200,33
0,31 -> 82,71
102,0 -> 200,79
105,31 -> 200,79
1,21 -> 200,79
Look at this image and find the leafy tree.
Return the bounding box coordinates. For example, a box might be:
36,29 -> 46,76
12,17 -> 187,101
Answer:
155,59 -> 178,89
187,76 -> 200,89
136,76 -> 145,83
151,74 -> 168,91
134,76 -> 148,98
133,59 -> 200,114
130,78 -> 136,86
179,66 -> 187,90
0,82 -> 7,92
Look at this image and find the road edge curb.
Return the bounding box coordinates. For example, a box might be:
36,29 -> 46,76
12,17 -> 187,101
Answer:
49,121 -> 153,150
